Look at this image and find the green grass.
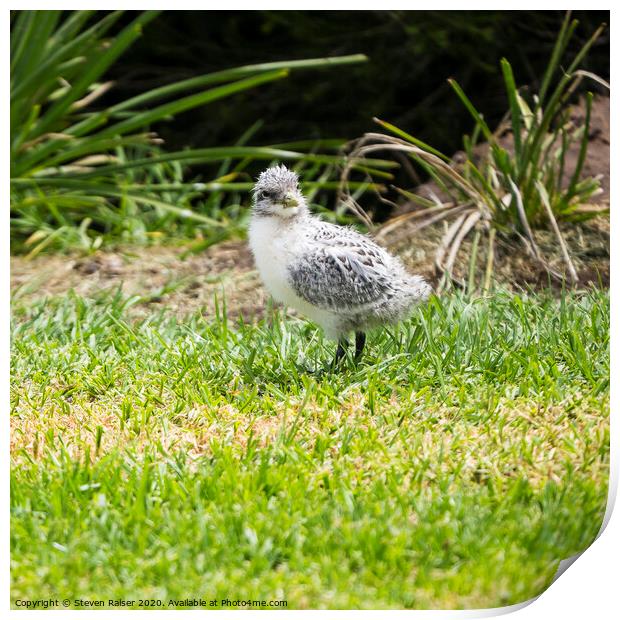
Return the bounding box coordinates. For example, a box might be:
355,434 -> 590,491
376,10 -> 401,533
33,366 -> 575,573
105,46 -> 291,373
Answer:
10,287 -> 609,609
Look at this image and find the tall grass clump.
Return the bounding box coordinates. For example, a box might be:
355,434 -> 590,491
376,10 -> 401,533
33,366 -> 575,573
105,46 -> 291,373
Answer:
10,10 -> 389,254
343,14 -> 607,288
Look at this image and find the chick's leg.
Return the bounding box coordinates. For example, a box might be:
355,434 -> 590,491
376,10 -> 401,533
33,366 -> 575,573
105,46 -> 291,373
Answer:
332,338 -> 349,367
354,332 -> 366,361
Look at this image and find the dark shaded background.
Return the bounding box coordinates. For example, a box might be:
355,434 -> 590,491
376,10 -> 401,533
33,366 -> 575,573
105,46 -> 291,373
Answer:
107,11 -> 609,157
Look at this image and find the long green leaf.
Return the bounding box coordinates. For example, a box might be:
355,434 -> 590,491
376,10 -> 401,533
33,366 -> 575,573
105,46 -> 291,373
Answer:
11,11 -> 61,79
537,13 -> 577,107
37,135 -> 158,169
91,70 -> 289,141
270,139 -> 345,151
11,11 -> 124,104
500,59 -> 522,171
521,22 -> 606,208
465,161 -> 502,213
374,118 -> 451,162
26,146 -> 395,179
14,71 -> 289,175
448,79 -> 493,141
10,11 -> 35,69
29,11 -> 160,140
13,178 -> 223,225
102,54 -> 368,115
44,180 -> 385,193
566,92 -> 593,200
48,10 -> 95,44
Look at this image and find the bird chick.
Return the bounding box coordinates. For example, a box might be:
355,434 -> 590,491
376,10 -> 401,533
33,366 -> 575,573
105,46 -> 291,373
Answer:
248,164 -> 431,366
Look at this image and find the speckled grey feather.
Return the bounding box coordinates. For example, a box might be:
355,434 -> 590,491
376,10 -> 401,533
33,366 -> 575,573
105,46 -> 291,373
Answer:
288,220 -> 431,333
248,165 -> 432,341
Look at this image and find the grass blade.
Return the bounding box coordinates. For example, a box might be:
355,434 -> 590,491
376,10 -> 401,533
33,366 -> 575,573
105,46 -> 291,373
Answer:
566,92 -> 593,201
448,79 -> 493,141
373,117 -> 451,162
537,12 -> 576,106
500,59 -> 522,170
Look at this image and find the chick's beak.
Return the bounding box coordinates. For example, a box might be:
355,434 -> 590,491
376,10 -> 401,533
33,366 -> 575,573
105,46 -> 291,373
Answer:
282,192 -> 299,208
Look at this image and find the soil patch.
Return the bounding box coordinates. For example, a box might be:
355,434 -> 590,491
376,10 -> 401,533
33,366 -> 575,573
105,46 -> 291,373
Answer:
11,241 -> 269,322
385,216 -> 609,292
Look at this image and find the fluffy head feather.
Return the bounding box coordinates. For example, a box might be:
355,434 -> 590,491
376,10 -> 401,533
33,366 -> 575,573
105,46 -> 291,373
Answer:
252,165 -> 306,219
254,164 -> 298,196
